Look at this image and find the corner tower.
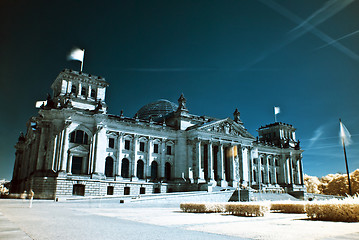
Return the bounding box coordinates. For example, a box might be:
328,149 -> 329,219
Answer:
50,69 -> 109,113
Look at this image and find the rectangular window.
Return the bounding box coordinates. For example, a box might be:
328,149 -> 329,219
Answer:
71,156 -> 83,175
125,140 -> 130,150
140,187 -> 146,194
107,186 -> 114,195
73,184 -> 85,196
166,145 -> 172,155
139,142 -> 145,152
154,144 -> 159,153
124,187 -> 130,195
109,138 -> 115,148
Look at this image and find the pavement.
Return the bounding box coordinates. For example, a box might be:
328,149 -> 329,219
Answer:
1,195 -> 359,240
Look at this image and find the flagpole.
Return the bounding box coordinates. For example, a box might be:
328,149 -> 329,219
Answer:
274,107 -> 277,122
340,118 -> 352,196
80,49 -> 85,72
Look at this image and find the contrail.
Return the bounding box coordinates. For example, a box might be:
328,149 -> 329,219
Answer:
118,68 -> 279,72
316,29 -> 359,50
249,0 -> 359,71
290,0 -> 354,33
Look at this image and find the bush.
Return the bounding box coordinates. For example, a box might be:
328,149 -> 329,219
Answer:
180,202 -> 270,217
270,201 -> 306,213
226,202 -> 270,217
180,203 -> 227,213
306,196 -> 359,222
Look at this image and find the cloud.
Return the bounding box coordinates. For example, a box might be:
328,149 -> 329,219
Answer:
308,125 -> 325,148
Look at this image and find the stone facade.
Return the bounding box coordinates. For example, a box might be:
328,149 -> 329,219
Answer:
11,69 -> 305,199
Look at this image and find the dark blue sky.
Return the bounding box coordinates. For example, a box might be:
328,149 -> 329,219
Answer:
1,0 -> 358,180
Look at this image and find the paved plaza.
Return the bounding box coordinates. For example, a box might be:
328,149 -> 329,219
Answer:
1,197 -> 359,240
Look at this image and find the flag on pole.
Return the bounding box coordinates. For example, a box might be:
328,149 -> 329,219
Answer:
274,106 -> 280,115
340,121 -> 352,146
67,48 -> 84,62
67,48 -> 85,71
274,106 -> 280,122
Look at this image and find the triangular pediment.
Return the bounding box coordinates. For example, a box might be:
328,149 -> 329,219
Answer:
195,118 -> 255,139
69,145 -> 89,153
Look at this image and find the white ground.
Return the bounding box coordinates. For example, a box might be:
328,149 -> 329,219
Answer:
78,206 -> 359,240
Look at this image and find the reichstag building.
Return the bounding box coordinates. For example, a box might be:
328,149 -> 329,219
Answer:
11,69 -> 305,199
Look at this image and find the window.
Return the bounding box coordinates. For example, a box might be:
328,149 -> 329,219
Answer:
165,162 -> 171,180
107,186 -> 114,195
268,159 -> 271,166
154,144 -> 159,153
124,140 -> 130,150
73,184 -> 85,196
151,161 -> 158,180
275,159 -> 279,166
154,188 -> 161,194
140,187 -> 146,194
105,157 -> 114,177
137,160 -> 144,179
71,85 -> 77,94
166,145 -> 172,155
71,156 -> 83,174
139,142 -> 145,152
108,138 -> 115,148
121,158 -> 129,178
253,170 -> 257,182
261,157 -> 264,165
91,89 -> 96,98
81,87 -> 87,96
70,130 -> 89,144
124,187 -> 130,195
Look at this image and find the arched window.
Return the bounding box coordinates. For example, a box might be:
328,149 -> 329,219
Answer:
165,162 -> 171,181
253,170 -> 257,182
91,89 -> 96,98
151,161 -> 158,181
81,86 -> 87,96
105,157 -> 114,177
71,85 -> 77,94
137,160 -> 144,179
261,170 -> 265,183
121,158 -> 130,178
70,130 -> 89,144
269,171 -> 272,184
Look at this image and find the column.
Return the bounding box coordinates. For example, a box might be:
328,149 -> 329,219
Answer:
132,135 -> 139,180
147,137 -> 153,180
93,126 -> 106,175
195,140 -> 204,182
88,85 -> 92,99
116,133 -> 123,179
217,143 -> 226,186
229,144 -> 236,187
298,158 -> 304,185
266,156 -> 270,184
160,140 -> 166,179
59,127 -> 70,173
207,141 -> 214,181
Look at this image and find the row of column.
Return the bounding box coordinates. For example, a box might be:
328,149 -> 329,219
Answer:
194,139 -> 251,187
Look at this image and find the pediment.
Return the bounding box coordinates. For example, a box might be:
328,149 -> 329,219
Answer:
69,145 -> 89,153
196,118 -> 254,139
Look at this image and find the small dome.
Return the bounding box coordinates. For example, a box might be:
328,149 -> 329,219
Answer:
136,99 -> 178,120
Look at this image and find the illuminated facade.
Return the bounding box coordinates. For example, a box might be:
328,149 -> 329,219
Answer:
11,69 -> 305,199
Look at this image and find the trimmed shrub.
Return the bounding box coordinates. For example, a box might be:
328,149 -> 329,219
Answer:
180,203 -> 227,213
226,202 -> 270,217
306,196 -> 359,222
270,201 -> 306,213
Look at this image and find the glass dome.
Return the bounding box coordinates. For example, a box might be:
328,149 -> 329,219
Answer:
136,99 -> 178,120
